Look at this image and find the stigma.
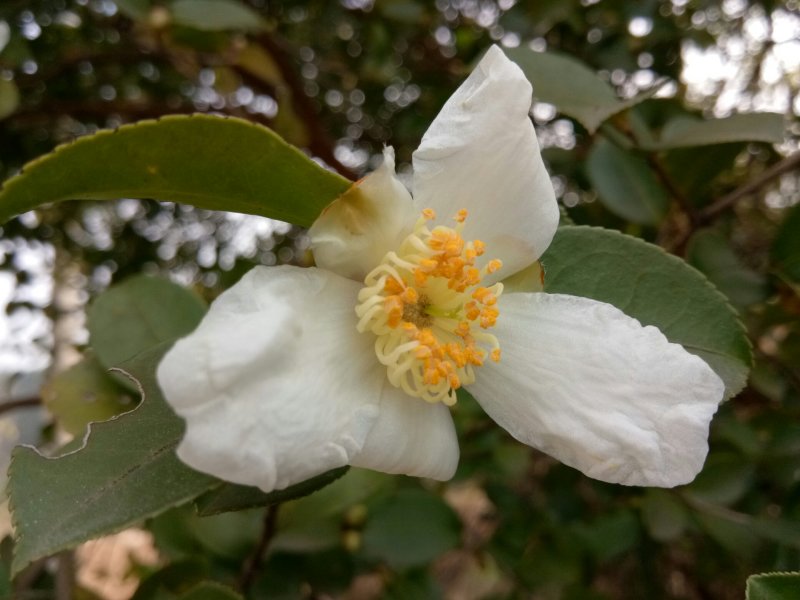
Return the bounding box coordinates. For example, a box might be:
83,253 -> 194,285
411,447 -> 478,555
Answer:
355,208 -> 503,405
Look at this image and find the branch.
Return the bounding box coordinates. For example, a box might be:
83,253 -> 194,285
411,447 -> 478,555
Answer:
699,151 -> 800,221
253,33 -> 358,180
238,503 -> 280,594
646,153 -> 698,225
0,397 -> 41,416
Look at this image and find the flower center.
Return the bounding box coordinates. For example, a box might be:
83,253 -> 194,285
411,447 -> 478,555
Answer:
355,208 -> 503,405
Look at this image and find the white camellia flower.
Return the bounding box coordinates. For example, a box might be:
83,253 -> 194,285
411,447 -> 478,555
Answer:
157,46 -> 724,493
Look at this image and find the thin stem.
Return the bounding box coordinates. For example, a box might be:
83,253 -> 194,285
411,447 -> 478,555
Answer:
699,151 -> 800,221
238,504 -> 280,595
646,152 -> 698,224
55,551 -> 75,600
0,397 -> 41,416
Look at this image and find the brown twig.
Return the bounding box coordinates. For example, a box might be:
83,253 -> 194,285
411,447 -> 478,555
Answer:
0,397 -> 41,416
238,503 -> 280,595
254,33 -> 358,180
55,551 -> 75,600
646,153 -> 699,225
699,151 -> 800,221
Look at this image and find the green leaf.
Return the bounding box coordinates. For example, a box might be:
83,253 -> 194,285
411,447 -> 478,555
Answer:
0,114 -> 350,226
41,354 -> 137,436
685,452 -> 755,505
640,489 -> 689,542
272,468 -> 394,554
115,0 -> 151,20
195,466 -> 350,516
687,496 -> 800,550
131,559 -> 208,600
362,488 -> 460,570
656,113 -> 784,149
7,343 -> 219,577
686,229 -> 768,309
179,582 -> 243,600
505,48 -> 656,133
694,511 -> 760,560
171,0 -> 264,31
747,573 -> 800,600
542,226 -> 752,399
87,275 -> 206,370
572,510 -> 640,562
772,202 -> 800,284
0,79 -> 19,121
661,143 -> 745,204
585,138 -> 670,224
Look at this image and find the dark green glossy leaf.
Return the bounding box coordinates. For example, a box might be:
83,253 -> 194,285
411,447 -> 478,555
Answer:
747,572 -> 800,600
772,202 -> 800,284
8,344 -> 219,577
542,226 -> 752,399
0,114 -> 350,225
657,113 -> 784,149
586,138 -> 670,224
171,0 -> 264,32
505,48 -> 657,132
362,488 -> 460,570
687,229 -> 768,309
41,354 -> 137,436
195,466 -> 350,516
87,275 -> 206,369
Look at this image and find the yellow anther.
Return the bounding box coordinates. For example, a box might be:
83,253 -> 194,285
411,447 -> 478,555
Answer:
480,307 -> 499,328
491,348 -> 501,362
403,322 -> 418,335
486,259 -> 503,274
401,287 -> 419,304
473,240 -> 486,256
465,302 -> 481,321
422,208 -> 436,220
384,277 -> 404,295
454,209 -> 468,223
419,259 -> 437,273
455,321 -> 470,337
472,287 -> 491,302
418,329 -> 437,347
448,373 -> 461,389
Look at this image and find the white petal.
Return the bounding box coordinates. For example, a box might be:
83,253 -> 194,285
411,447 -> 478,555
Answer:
412,46 -> 559,279
350,388 -> 459,481
309,147 -> 417,282
467,293 -> 724,487
157,265 -> 384,492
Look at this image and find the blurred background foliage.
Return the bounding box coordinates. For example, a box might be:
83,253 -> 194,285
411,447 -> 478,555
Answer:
0,0 -> 798,598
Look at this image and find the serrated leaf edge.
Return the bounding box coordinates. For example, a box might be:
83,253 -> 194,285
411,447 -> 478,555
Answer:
746,571 -> 800,600
0,113 -> 349,224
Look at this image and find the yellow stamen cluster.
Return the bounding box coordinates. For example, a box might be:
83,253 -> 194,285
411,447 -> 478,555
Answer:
355,209 -> 503,405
